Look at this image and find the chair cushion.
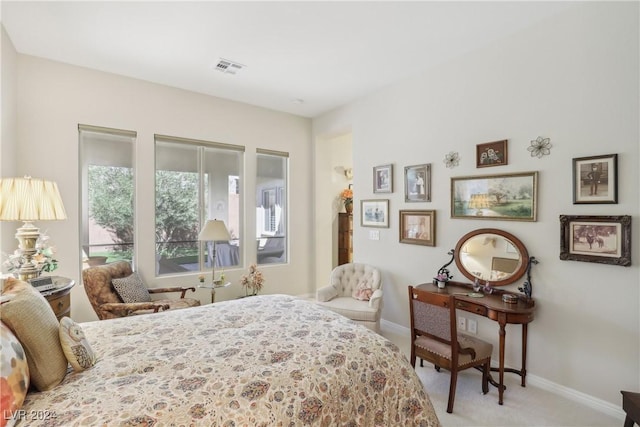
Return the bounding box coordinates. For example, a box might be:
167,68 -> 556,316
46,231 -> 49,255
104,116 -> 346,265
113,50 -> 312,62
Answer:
59,317 -> 97,372
0,321 -> 29,427
0,278 -> 68,391
112,273 -> 152,303
316,296 -> 379,322
415,333 -> 493,367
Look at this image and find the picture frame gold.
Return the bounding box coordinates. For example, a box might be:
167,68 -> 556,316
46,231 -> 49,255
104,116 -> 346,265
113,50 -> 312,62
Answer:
559,215 -> 631,266
451,171 -> 538,221
399,210 -> 435,246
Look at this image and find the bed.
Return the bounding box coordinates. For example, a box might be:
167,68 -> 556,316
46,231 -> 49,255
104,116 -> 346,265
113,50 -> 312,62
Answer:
14,294 -> 440,426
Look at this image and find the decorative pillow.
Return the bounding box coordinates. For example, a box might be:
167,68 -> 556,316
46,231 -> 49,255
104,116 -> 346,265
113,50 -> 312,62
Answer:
352,281 -> 373,301
0,321 -> 29,427
59,317 -> 96,372
111,273 -> 151,303
0,278 -> 67,391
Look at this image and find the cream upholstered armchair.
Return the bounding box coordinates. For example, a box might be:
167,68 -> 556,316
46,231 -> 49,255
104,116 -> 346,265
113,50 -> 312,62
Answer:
83,261 -> 200,320
316,263 -> 383,333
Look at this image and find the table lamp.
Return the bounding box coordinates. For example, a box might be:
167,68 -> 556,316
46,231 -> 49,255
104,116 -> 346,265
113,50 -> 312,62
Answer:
198,219 -> 231,286
0,176 -> 67,280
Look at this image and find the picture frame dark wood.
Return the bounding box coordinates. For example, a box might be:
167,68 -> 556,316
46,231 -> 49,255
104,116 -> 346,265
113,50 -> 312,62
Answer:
404,164 -> 431,202
373,164 -> 393,193
399,210 -> 435,246
559,215 -> 631,266
360,199 -> 389,228
451,171 -> 538,221
476,139 -> 508,168
572,153 -> 618,204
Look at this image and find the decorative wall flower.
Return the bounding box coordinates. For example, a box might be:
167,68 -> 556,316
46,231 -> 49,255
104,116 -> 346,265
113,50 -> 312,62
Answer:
527,137 -> 552,158
443,151 -> 460,168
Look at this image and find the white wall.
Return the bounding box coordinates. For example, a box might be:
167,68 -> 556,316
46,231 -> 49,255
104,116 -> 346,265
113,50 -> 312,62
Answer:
7,53 -> 312,322
1,26 -> 18,252
313,2 -> 639,407
313,132 -> 352,288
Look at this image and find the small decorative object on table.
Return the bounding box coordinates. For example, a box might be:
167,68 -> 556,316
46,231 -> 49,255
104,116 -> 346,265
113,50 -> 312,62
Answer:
340,187 -> 353,214
502,294 -> 519,304
240,264 -> 264,296
434,269 -> 452,289
2,234 -> 59,281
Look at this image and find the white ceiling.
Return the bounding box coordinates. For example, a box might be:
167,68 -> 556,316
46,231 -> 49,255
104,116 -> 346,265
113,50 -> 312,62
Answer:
1,1 -> 574,118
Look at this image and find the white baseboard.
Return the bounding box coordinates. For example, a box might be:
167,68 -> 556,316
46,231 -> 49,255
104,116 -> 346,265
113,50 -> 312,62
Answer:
380,319 -> 626,421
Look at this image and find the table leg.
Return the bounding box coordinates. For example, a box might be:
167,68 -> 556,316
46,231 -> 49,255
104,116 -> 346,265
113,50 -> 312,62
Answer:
498,314 -> 507,405
211,288 -> 216,304
521,323 -> 528,387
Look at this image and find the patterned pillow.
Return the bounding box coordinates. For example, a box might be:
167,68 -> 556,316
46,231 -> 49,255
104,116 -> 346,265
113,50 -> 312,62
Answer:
352,281 -> 373,301
0,321 -> 29,427
59,317 -> 96,372
111,273 -> 151,303
0,278 -> 68,391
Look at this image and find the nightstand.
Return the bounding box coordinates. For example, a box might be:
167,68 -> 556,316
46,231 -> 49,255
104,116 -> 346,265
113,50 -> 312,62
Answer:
39,277 -> 75,320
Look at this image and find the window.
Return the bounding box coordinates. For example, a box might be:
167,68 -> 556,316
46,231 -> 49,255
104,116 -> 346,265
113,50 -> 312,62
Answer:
155,135 -> 244,276
256,149 -> 288,265
79,125 -> 136,269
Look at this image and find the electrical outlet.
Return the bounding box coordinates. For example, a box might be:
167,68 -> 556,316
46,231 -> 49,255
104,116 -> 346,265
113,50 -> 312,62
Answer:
457,316 -> 466,331
467,319 -> 477,334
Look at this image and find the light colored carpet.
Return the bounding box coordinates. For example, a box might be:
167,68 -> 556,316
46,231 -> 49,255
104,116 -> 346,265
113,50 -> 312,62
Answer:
381,323 -> 620,427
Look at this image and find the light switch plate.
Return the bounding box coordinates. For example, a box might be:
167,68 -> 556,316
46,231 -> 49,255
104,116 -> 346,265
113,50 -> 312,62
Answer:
369,230 -> 380,240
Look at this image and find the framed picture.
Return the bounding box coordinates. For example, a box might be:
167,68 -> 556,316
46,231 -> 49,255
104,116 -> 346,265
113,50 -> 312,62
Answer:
373,164 -> 393,193
476,139 -> 508,168
572,154 -> 618,204
404,164 -> 431,202
399,210 -> 435,246
451,171 -> 538,221
361,199 -> 389,228
559,215 -> 631,266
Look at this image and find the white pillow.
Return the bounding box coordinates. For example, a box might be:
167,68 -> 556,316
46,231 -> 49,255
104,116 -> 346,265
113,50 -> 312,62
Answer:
59,317 -> 97,372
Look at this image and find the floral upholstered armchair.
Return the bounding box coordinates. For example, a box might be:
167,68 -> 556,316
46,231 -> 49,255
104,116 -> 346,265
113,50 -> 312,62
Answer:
315,263 -> 383,333
82,261 -> 200,320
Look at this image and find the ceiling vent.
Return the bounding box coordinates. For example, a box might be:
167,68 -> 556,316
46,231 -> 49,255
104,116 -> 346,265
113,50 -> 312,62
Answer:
213,58 -> 245,75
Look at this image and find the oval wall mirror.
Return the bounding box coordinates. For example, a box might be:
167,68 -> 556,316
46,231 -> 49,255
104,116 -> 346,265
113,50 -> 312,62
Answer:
454,228 -> 529,286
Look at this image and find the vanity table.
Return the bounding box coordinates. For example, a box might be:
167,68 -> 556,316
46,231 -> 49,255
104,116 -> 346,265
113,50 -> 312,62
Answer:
425,228 -> 538,405
416,281 -> 535,405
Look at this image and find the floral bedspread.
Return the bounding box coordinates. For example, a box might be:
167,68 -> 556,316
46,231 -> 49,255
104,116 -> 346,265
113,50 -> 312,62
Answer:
20,295 -> 440,426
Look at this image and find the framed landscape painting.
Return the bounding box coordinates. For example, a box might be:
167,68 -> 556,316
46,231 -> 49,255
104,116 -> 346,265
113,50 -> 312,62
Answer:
361,199 -> 389,228
451,171 -> 538,221
559,215 -> 631,266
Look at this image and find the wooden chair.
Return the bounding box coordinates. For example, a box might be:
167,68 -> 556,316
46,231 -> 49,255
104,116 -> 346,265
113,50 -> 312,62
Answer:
408,285 -> 493,413
83,261 -> 200,320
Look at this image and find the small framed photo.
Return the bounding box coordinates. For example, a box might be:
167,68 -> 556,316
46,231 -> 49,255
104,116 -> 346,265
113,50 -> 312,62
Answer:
476,139 -> 508,168
361,199 -> 389,228
373,164 -> 393,193
404,164 -> 431,202
572,154 -> 618,204
560,215 -> 631,266
399,210 -> 435,246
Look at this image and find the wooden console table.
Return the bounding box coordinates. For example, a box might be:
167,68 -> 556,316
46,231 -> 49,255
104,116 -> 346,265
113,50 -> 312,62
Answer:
416,281 -> 535,405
